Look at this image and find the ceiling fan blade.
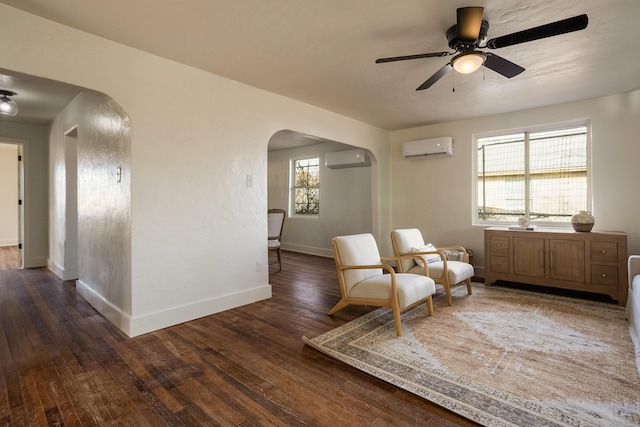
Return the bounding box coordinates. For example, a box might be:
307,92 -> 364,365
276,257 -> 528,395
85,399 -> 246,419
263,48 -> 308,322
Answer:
485,14 -> 588,49
457,7 -> 484,41
483,53 -> 525,78
416,63 -> 453,90
375,51 -> 452,63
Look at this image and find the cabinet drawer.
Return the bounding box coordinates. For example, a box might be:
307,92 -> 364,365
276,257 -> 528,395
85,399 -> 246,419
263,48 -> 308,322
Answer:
590,265 -> 618,286
490,236 -> 510,254
490,256 -> 510,273
590,242 -> 618,262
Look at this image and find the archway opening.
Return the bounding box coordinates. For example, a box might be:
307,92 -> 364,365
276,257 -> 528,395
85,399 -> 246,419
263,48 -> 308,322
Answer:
267,129 -> 377,258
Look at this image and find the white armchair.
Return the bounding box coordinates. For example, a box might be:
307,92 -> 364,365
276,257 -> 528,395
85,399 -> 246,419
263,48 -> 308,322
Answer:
330,233 -> 436,336
391,228 -> 474,306
628,255 -> 640,374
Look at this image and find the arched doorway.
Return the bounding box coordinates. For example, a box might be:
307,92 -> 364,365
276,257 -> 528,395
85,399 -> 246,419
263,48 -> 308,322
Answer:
267,129 -> 376,258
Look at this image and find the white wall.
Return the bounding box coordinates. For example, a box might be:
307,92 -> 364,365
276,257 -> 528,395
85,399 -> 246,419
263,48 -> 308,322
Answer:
390,90 -> 640,276
48,93 -> 132,324
10,3 -> 636,336
268,140 -> 373,257
0,123 -> 49,267
0,4 -> 391,336
0,143 -> 18,246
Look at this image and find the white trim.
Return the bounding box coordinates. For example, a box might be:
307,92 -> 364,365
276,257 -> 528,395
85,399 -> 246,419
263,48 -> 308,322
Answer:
0,137 -> 27,269
76,279 -> 132,333
47,258 -> 79,281
290,156 -> 320,216
281,243 -> 333,258
472,122 -> 591,227
472,118 -> 591,140
77,280 -> 272,337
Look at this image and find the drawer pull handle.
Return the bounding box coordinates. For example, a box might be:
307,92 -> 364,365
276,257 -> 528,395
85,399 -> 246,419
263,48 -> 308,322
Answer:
497,243 -> 501,246
602,273 -> 607,277
601,250 -> 606,253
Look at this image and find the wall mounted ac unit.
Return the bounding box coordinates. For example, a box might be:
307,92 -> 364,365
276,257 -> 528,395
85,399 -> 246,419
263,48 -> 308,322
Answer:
403,137 -> 454,159
325,149 -> 371,169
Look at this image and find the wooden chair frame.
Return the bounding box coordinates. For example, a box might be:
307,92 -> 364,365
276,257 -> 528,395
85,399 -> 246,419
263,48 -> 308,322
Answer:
391,231 -> 472,306
329,239 -> 434,336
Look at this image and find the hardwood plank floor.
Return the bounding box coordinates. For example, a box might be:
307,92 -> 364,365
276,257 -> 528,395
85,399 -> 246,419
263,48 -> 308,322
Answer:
0,246 -> 17,271
0,246 -> 476,426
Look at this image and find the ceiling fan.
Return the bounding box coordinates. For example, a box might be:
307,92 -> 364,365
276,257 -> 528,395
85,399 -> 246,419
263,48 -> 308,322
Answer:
376,7 -> 588,90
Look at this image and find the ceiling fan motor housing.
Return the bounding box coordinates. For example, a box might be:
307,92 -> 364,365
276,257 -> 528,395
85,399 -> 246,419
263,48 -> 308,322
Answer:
446,20 -> 489,51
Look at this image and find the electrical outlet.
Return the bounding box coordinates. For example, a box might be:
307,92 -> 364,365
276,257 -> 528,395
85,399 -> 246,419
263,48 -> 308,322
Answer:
246,174 -> 253,187
256,261 -> 263,272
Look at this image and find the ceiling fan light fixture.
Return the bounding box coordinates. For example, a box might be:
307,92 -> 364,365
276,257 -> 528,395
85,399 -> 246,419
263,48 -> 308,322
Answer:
0,90 -> 18,117
451,52 -> 485,74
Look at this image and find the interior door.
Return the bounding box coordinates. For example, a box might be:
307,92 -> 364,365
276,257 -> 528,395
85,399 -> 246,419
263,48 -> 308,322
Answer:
17,144 -> 24,268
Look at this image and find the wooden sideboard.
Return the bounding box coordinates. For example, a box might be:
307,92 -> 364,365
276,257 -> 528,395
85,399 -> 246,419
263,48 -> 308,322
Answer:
484,227 -> 628,305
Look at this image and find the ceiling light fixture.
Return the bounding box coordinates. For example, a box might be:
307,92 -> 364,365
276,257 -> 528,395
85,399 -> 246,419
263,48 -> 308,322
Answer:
451,51 -> 485,74
0,90 -> 18,117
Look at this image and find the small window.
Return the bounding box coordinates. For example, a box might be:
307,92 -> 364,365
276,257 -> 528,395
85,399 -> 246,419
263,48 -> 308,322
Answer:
476,125 -> 589,225
291,157 -> 319,215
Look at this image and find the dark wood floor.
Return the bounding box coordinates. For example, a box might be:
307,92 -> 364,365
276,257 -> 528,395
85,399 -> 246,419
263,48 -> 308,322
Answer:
0,246 -> 476,426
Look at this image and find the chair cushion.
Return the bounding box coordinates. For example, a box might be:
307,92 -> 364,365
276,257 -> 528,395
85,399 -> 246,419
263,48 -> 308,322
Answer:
268,211 -> 285,239
349,273 -> 436,309
408,260 -> 474,284
392,229 -> 426,273
334,234 -> 383,292
268,240 -> 281,249
411,244 -> 441,267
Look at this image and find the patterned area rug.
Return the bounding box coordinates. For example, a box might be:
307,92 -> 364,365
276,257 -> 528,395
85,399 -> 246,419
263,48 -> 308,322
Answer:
304,284 -> 640,426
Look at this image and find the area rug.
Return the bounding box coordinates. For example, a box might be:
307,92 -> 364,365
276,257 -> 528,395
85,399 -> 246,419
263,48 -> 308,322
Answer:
303,284 -> 640,426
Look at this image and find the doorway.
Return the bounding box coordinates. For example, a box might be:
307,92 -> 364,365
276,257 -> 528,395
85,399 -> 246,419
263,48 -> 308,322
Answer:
63,126 -> 78,279
267,130 -> 376,258
0,140 -> 24,269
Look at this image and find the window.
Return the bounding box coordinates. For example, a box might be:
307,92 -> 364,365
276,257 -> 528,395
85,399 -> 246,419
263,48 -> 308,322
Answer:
476,125 -> 589,224
292,157 -> 319,215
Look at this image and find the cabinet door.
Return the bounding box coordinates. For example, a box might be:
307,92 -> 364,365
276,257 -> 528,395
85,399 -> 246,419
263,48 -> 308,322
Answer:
513,237 -> 545,278
549,239 -> 585,282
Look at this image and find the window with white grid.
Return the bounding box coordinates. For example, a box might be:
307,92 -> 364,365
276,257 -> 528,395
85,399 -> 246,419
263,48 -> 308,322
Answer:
291,157 -> 319,215
476,125 -> 589,224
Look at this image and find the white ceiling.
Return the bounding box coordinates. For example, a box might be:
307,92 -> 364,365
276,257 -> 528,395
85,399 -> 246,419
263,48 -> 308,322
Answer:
0,70 -> 82,126
1,0 -> 639,131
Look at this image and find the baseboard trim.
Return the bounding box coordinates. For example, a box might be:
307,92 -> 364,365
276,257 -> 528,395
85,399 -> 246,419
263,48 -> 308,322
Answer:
76,279 -> 132,334
0,239 -> 18,247
281,243 -> 333,258
47,259 -> 79,280
77,280 -> 272,338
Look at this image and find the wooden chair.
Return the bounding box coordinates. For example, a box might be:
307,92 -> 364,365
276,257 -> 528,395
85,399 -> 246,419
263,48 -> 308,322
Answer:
391,228 -> 473,306
268,209 -> 286,271
330,233 -> 436,336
